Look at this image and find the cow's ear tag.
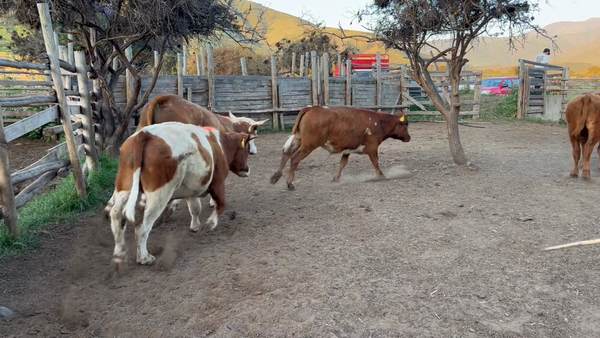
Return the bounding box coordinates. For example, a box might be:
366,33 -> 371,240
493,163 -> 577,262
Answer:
241,139 -> 246,148
399,116 -> 405,122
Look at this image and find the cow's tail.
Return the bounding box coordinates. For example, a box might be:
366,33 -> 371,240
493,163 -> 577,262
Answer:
145,94 -> 171,127
572,94 -> 591,138
291,106 -> 312,134
124,132 -> 150,223
283,106 -> 312,153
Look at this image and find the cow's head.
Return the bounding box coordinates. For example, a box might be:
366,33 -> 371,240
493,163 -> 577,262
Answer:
228,112 -> 268,155
390,114 -> 411,142
222,132 -> 252,178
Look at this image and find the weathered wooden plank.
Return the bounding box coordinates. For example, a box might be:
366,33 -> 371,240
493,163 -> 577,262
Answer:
0,59 -> 49,71
5,105 -> 58,142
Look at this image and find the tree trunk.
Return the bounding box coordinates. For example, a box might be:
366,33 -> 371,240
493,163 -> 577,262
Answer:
445,106 -> 468,165
107,119 -> 130,156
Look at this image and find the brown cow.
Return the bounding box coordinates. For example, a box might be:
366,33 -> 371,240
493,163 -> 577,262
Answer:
270,106 -> 411,190
105,122 -> 251,265
566,93 -> 600,179
136,94 -> 267,218
137,94 -> 268,154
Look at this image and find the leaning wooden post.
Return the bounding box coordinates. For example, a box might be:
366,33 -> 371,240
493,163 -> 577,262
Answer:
240,58 -> 248,76
177,53 -> 183,97
270,56 -> 280,130
206,46 -> 215,111
517,59 -> 525,119
74,51 -> 99,171
0,108 -> 19,237
200,47 -> 206,76
346,59 -> 352,105
195,54 -> 201,76
323,53 -> 330,105
299,54 -> 305,77
376,51 -> 382,111
38,3 -> 87,199
311,51 -> 318,105
291,52 -> 296,77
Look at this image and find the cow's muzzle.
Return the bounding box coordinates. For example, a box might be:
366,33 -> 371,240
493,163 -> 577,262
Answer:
236,167 -> 250,177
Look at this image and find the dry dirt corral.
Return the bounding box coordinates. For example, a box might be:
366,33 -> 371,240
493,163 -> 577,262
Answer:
2,122 -> 600,338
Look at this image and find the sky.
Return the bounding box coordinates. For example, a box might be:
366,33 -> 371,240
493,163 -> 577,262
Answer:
257,0 -> 600,32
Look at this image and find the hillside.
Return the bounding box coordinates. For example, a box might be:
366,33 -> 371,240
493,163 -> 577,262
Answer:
239,0 -> 600,74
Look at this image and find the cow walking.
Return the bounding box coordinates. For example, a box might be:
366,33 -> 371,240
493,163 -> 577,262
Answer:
105,122 -> 251,265
566,93 -> 600,179
270,106 -> 411,190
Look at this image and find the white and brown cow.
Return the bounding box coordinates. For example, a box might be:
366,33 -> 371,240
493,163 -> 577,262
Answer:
105,122 -> 251,265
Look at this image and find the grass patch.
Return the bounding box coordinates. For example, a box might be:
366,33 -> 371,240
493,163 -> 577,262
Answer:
0,155 -> 119,258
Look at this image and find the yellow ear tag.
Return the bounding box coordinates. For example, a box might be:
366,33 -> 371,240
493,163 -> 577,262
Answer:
399,116 -> 405,122
241,139 -> 246,148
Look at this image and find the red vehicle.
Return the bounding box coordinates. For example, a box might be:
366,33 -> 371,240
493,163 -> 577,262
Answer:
334,53 -> 390,77
480,77 -> 519,95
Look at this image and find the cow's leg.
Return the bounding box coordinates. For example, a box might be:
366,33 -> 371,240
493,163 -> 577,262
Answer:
581,136 -> 598,180
286,147 -> 315,190
203,181 -> 226,234
366,148 -> 386,179
209,197 -> 216,208
570,134 -> 581,177
333,154 -> 350,182
109,191 -> 130,263
186,197 -> 203,232
271,135 -> 300,184
136,189 -> 172,265
156,199 -> 181,226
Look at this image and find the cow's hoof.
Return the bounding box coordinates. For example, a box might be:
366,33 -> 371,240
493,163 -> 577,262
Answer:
270,171 -> 283,184
570,172 -> 579,178
112,256 -> 125,265
332,177 -> 340,183
582,170 -> 591,180
286,182 -> 295,191
138,254 -> 156,265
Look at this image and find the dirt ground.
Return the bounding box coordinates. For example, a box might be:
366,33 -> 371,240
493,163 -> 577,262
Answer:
2,121 -> 600,338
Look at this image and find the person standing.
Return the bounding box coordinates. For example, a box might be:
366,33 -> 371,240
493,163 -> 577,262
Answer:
534,48 -> 550,68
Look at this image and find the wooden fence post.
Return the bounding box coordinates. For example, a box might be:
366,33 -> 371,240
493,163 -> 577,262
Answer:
240,58 -> 248,76
182,45 -> 188,76
0,109 -> 19,237
299,54 -> 305,77
473,72 -> 482,119
311,51 -> 318,105
125,46 -> 133,106
74,51 -> 99,171
376,51 -> 382,111
304,52 -> 310,78
200,47 -> 206,76
561,67 -> 570,119
37,3 -> 87,199
270,56 -> 280,130
59,45 -> 70,90
153,51 -> 159,73
337,55 -> 342,77
112,47 -> 119,73
517,59 -> 525,119
291,52 -> 296,77
206,46 -> 215,111
346,59 -> 352,106
323,53 -> 329,105
177,52 -> 183,97
196,54 -> 201,76
400,65 -> 409,114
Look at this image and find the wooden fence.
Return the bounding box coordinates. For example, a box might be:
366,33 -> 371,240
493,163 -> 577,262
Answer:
517,59 -> 600,120
0,3 -> 98,236
116,49 -> 483,130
